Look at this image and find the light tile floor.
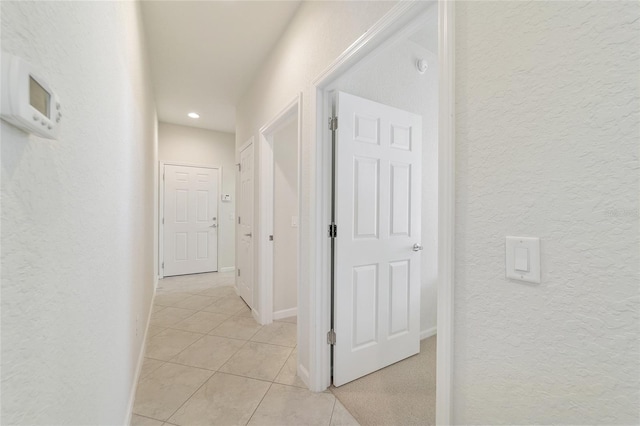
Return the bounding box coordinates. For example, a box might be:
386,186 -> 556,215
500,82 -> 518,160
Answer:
132,272 -> 359,426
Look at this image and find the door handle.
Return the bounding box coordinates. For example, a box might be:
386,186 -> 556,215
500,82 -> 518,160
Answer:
244,233 -> 252,237
209,224 -> 217,228
412,243 -> 423,252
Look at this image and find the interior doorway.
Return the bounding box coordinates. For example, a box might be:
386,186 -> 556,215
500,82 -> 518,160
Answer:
257,95 -> 302,326
309,3 -> 450,413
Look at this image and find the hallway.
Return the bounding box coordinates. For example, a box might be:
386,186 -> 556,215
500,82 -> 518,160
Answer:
132,272 -> 358,425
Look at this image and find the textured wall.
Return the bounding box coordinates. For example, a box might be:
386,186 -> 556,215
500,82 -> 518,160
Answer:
158,122 -> 236,271
1,2 -> 157,424
454,1 -> 640,423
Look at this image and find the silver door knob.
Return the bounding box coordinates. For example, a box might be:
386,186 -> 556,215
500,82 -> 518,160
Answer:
209,224 -> 217,228
412,243 -> 423,251
244,233 -> 252,237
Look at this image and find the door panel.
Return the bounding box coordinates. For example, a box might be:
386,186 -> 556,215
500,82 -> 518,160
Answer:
163,164 -> 219,277
237,143 -> 254,308
333,91 -> 422,386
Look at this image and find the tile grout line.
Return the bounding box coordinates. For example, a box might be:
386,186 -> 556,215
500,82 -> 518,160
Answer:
210,369 -> 281,386
272,349 -> 291,383
162,338 -> 250,375
138,358 -> 166,381
245,382 -> 275,425
162,369 -> 217,424
164,327 -> 225,365
166,314 -> 234,334
142,324 -> 212,367
246,338 -> 297,349
328,396 -> 338,426
214,338 -> 251,374
131,412 -> 166,424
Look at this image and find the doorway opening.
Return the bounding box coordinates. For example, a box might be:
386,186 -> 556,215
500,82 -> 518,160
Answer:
257,95 -> 302,326
307,0 -> 455,422
319,0 -> 439,386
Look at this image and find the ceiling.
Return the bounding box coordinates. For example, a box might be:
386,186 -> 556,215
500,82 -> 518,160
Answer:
141,1 -> 302,133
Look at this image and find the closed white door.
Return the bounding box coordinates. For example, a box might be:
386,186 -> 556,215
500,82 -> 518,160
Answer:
333,92 -> 422,386
237,143 -> 254,308
163,164 -> 219,277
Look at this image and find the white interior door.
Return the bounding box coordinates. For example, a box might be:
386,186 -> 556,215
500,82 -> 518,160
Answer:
333,91 -> 422,386
237,143 -> 254,308
163,164 -> 219,277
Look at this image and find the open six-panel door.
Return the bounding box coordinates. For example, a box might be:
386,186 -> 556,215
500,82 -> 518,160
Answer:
333,91 -> 422,386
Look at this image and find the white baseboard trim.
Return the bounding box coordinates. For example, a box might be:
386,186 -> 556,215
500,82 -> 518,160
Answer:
273,307 -> 297,320
220,266 -> 235,273
298,363 -> 310,388
420,326 -> 437,341
252,308 -> 261,324
124,290 -> 156,425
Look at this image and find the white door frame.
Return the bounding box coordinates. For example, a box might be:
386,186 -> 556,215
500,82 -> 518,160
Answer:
257,94 -> 302,326
307,0 -> 455,423
158,161 -> 222,279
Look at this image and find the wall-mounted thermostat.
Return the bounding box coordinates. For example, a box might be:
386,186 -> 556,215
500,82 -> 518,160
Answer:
1,52 -> 61,139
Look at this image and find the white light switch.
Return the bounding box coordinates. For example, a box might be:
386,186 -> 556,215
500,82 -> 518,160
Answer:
514,247 -> 529,272
506,236 -> 540,283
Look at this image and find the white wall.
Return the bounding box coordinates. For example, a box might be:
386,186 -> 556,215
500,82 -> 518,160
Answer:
1,1 -> 157,425
334,11 -> 439,337
158,122 -> 236,271
273,119 -> 299,315
453,1 -> 639,424
236,0 -> 398,383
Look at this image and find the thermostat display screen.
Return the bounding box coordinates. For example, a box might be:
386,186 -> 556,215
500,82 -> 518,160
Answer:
29,75 -> 50,118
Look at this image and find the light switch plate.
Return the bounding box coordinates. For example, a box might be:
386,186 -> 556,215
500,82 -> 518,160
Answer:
506,236 -> 540,283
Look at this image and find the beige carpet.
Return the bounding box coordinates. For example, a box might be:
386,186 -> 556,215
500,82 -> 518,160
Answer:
330,336 -> 437,426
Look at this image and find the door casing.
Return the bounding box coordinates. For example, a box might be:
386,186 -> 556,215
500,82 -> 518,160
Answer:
306,1 -> 455,423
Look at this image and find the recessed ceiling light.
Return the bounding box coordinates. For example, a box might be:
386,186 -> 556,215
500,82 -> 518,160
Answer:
188,112 -> 200,119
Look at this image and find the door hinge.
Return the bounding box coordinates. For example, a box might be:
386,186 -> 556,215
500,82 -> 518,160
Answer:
328,117 -> 338,131
163,173 -> 165,181
328,223 -> 337,238
237,269 -> 241,277
327,329 -> 336,345
238,216 -> 241,225
236,163 -> 241,172
269,235 -> 274,241
162,262 -> 164,269
162,218 -> 164,224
